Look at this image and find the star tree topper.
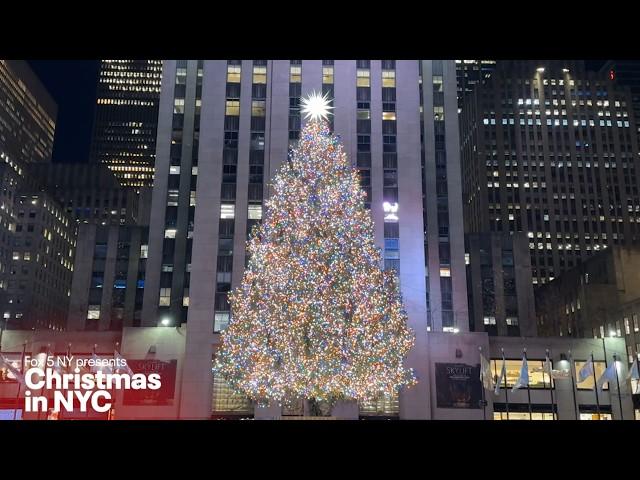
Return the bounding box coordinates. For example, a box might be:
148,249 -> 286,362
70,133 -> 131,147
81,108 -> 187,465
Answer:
300,91 -> 334,122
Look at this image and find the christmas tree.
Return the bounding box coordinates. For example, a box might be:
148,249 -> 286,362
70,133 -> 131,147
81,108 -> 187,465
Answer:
215,92 -> 415,409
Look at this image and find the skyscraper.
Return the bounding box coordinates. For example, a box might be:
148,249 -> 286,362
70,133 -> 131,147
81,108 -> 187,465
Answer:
460,60 -> 640,285
90,60 -> 163,188
455,60 -> 496,112
142,60 -> 467,419
0,60 -> 57,164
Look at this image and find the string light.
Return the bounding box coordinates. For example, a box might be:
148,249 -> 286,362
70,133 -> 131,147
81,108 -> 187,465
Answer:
214,115 -> 416,406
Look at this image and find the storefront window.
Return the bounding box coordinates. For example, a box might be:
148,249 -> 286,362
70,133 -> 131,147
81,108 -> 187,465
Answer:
490,359 -> 553,389
360,392 -> 399,417
494,412 -> 554,420
211,359 -> 252,417
579,412 -> 612,420
575,361 -> 608,390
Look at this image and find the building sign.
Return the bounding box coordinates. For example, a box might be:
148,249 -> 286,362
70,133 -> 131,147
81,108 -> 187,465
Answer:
123,359 -> 177,406
435,363 -> 482,409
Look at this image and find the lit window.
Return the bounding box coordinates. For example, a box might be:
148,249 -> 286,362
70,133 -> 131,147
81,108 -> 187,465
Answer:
225,100 -> 240,116
140,245 -> 148,259
434,106 -> 445,121
159,288 -> 171,306
382,112 -> 397,121
164,229 -> 177,239
220,204 -> 235,219
382,70 -> 395,88
490,359 -> 553,389
12,252 -> 20,260
227,65 -> 241,83
190,191 -> 196,207
433,76 -> 443,92
214,312 -> 230,332
357,110 -> 371,120
440,267 -> 451,277
251,100 -> 266,117
248,204 -> 262,220
169,166 -> 180,175
359,392 -> 399,417
87,305 -> 100,320
575,361 -> 609,390
290,66 -> 301,83
23,253 -> 30,261
506,317 -> 519,326
483,316 -> 496,325
167,189 -> 179,206
625,317 -> 631,335
252,66 -> 266,84
322,67 -> 334,84
383,202 -> 398,222
212,358 -> 252,414
356,69 -> 370,87
173,98 -> 185,114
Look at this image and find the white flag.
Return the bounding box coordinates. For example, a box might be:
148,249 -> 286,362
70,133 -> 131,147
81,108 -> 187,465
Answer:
628,359 -> 640,394
494,359 -> 506,395
480,353 -> 494,391
543,354 -> 569,380
0,353 -> 25,385
578,358 -> 594,383
511,355 -> 529,392
597,361 -> 618,391
113,351 -> 134,376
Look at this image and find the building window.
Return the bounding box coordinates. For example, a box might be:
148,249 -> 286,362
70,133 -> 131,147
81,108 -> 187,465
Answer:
483,316 -> 496,325
214,312 -> 230,332
574,361 -> 609,390
225,100 -> 240,116
252,66 -> 266,84
322,67 -> 334,84
625,317 -> 631,335
164,229 -> 177,239
212,358 -> 252,416
227,65 -> 241,83
87,305 -> 100,320
356,69 -> 370,87
493,411 -> 554,420
248,204 -> 262,220
433,76 -> 443,92
382,112 -> 397,121
434,106 -> 445,121
490,359 -> 553,389
159,288 -> 171,306
359,392 -> 399,417
290,65 -> 302,83
251,100 -> 266,117
382,70 -> 396,88
506,317 -> 519,326
190,191 -> 197,207
220,204 -> 235,219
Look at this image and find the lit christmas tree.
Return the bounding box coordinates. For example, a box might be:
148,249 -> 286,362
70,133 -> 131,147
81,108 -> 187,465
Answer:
215,92 -> 416,411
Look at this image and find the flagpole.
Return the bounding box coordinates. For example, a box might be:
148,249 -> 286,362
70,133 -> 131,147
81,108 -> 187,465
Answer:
502,349 -> 509,420
591,352 -> 601,420
479,346 -> 486,421
36,344 -> 50,421
524,348 -> 532,420
13,341 -> 26,420
546,349 -> 556,420
568,350 -> 578,420
613,353 -> 624,420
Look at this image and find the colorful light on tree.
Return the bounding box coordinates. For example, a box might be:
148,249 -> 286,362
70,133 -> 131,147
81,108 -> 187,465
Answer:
214,101 -> 416,407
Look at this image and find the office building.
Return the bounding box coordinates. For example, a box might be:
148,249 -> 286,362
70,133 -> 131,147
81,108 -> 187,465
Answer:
465,232 -> 536,336
28,162 -> 148,226
0,60 -> 56,164
455,60 -> 496,112
67,224 -> 149,331
535,245 -> 640,360
601,60 -> 640,140
90,60 -> 163,188
460,60 -> 640,285
0,155 -> 76,331
140,60 -> 468,419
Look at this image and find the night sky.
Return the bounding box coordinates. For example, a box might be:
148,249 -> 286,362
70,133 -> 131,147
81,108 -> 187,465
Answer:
26,60 -> 609,165
28,60 -> 100,163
